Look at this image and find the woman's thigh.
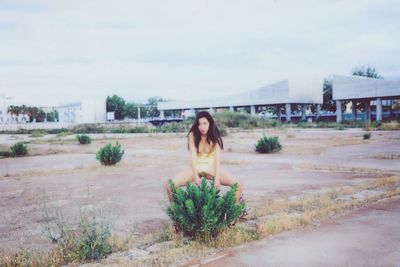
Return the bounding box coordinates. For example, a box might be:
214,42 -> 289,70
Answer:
204,165 -> 240,186
219,169 -> 240,186
170,167 -> 194,188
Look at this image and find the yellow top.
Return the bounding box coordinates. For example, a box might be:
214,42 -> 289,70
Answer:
196,142 -> 215,174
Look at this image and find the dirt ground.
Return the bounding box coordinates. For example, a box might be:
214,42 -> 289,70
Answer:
0,128 -> 399,257
196,196 -> 400,267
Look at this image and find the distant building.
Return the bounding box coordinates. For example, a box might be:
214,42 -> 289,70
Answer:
333,75 -> 400,122
158,77 -> 323,122
57,100 -> 106,124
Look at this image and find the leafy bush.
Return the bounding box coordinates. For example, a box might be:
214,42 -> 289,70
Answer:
214,111 -> 269,129
214,111 -> 253,128
160,121 -> 187,133
47,128 -> 70,134
363,132 -> 371,140
10,142 -> 28,157
73,124 -> 105,134
96,142 -> 124,166
255,135 -> 282,153
42,203 -> 114,262
76,134 -> 91,144
128,126 -> 155,133
167,178 -> 245,240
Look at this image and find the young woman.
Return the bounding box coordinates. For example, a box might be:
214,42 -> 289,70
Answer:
165,111 -> 242,202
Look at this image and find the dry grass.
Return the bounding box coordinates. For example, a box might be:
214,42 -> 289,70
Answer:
370,154 -> 400,160
378,121 -> 400,131
1,176 -> 399,266
297,163 -> 393,177
118,176 -> 400,266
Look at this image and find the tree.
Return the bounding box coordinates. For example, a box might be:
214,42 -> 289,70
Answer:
352,65 -> 383,79
321,78 -> 336,113
36,108 -> 46,122
106,95 -> 126,120
7,105 -> 22,122
146,96 -> 166,118
26,107 -> 39,122
46,110 -> 59,122
123,102 -> 138,119
352,65 -> 383,111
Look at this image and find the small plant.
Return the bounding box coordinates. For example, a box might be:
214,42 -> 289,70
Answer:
10,142 -> 28,157
76,134 -> 92,144
255,135 -> 282,153
363,132 -> 371,140
335,124 -> 346,130
167,178 -> 246,241
96,142 -> 124,166
41,196 -> 116,263
30,130 -> 45,138
160,122 -> 187,133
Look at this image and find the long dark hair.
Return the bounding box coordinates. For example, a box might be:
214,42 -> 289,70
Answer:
187,111 -> 224,152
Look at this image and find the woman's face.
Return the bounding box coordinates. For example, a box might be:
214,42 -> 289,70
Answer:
198,117 -> 210,136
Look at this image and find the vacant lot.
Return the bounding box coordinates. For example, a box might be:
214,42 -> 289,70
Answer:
0,128 -> 399,265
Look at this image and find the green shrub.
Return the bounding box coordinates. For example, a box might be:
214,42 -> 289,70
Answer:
255,135 -> 282,153
110,127 -> 127,133
167,178 -> 245,240
10,142 -> 28,157
42,204 -> 114,262
160,122 -> 187,133
96,142 -> 124,166
30,130 -> 45,138
73,124 -> 105,134
48,128 -> 70,134
214,111 -> 269,130
76,134 -> 91,144
128,126 -> 153,133
363,132 -> 371,140
335,124 -> 346,130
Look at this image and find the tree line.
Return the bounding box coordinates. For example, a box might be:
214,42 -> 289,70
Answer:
106,95 -> 181,120
7,105 -> 59,123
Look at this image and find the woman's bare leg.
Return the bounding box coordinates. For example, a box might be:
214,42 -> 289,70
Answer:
219,169 -> 242,203
205,165 -> 242,203
165,168 -> 194,201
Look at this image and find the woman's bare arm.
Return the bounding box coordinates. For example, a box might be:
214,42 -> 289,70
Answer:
188,132 -> 201,185
214,142 -> 221,188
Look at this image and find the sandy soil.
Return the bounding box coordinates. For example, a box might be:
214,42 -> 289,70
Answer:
0,128 -> 399,253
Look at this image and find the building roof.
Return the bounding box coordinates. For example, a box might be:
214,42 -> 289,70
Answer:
158,78 -> 323,110
332,74 -> 400,100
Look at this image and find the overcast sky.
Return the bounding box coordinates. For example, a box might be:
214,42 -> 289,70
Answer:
0,0 -> 399,106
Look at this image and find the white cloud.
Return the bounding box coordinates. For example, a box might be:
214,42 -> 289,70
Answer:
0,0 -> 399,106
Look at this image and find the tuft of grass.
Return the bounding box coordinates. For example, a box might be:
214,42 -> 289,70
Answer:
363,132 -> 371,140
76,134 -> 91,144
30,130 -> 45,138
0,193 -> 133,266
10,142 -> 28,157
378,121 -> 400,131
255,135 -> 282,153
